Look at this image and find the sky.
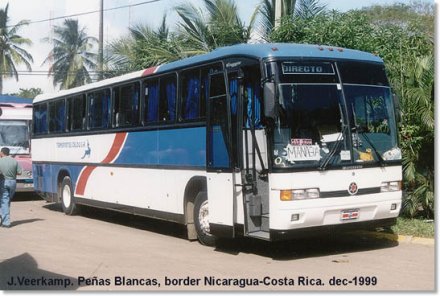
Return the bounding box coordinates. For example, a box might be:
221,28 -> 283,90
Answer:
0,0 -> 435,95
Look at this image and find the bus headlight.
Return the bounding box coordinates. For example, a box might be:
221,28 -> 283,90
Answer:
381,181 -> 402,192
280,188 -> 320,201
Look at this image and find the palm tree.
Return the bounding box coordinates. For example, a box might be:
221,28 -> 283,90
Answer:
175,0 -> 258,54
43,19 -> 97,89
0,4 -> 33,94
107,15 -> 185,74
257,0 -> 327,40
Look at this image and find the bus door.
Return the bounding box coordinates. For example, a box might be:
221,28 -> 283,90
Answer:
230,68 -> 270,240
206,71 -> 236,238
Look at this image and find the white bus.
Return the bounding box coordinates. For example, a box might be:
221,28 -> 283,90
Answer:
32,43 -> 402,245
0,96 -> 33,192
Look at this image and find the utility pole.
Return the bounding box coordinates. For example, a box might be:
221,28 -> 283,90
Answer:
98,0 -> 104,80
275,0 -> 282,29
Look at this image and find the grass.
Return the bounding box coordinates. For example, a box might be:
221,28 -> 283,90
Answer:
390,217 -> 435,238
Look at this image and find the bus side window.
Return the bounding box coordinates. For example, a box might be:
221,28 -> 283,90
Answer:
180,69 -> 201,121
159,74 -> 177,122
114,82 -> 140,128
48,99 -> 66,133
243,67 -> 262,129
33,103 -> 48,135
143,79 -> 159,124
69,95 -> 86,131
88,89 -> 111,130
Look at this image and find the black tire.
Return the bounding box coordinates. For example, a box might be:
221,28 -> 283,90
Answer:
194,191 -> 216,246
61,176 -> 78,215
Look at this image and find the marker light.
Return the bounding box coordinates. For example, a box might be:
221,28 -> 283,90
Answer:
280,190 -> 293,201
381,181 -> 402,192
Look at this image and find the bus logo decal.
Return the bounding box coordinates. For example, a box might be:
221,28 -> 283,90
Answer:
81,140 -> 91,159
348,182 -> 359,195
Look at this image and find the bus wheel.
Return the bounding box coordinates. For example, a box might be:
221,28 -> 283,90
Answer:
194,192 -> 216,246
61,176 -> 78,215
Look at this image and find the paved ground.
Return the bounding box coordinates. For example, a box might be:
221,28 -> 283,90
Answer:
0,194 -> 435,291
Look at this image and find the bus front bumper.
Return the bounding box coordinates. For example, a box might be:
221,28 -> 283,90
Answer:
270,217 -> 397,241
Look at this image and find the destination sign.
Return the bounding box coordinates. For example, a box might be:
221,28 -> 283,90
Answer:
282,62 -> 334,75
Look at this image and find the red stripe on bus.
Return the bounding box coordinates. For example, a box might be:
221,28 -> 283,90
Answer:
102,132 -> 127,163
75,166 -> 97,196
142,66 -> 158,77
75,132 -> 127,196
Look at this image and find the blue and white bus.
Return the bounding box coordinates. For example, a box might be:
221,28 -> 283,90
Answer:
32,43 -> 402,245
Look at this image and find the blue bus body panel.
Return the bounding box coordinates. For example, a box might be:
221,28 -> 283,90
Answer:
33,163 -> 83,195
114,127 -> 206,167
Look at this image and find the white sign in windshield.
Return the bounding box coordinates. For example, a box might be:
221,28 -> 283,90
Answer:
284,144 -> 321,162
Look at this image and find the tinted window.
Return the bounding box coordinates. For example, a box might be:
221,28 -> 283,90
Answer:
338,61 -> 389,86
114,82 -> 140,127
143,79 -> 159,124
180,67 -> 212,121
33,103 -> 48,135
159,75 -> 177,122
88,89 -> 111,130
68,95 -> 86,131
180,69 -> 201,121
49,99 -> 66,133
209,73 -> 226,98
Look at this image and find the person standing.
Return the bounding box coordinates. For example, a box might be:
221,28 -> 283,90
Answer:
0,147 -> 22,228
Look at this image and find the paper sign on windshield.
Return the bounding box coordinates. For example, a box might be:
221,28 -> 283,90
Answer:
284,144 -> 321,162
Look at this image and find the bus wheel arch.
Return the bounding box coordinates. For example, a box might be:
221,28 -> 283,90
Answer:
59,173 -> 78,215
183,176 -> 207,241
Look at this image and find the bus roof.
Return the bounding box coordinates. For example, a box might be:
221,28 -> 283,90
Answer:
34,43 -> 383,103
157,43 -> 383,73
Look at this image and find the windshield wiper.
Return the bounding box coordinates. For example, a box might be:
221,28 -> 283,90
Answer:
358,132 -> 385,166
351,104 -> 385,167
318,103 -> 347,171
318,125 -> 347,171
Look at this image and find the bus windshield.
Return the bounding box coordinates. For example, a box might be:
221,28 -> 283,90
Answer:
271,61 -> 400,170
273,83 -> 347,169
0,120 -> 30,154
345,85 -> 400,164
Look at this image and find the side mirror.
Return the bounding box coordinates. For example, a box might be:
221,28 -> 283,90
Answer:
263,82 -> 277,118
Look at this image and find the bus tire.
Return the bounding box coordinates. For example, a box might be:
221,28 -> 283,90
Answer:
61,176 -> 78,215
194,191 -> 216,246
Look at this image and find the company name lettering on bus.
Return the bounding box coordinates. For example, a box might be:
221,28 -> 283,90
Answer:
291,138 -> 312,146
282,63 -> 334,75
56,141 -> 86,149
226,61 -> 242,68
284,144 -> 321,162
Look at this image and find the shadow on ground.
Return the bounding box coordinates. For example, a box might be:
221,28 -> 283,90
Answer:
12,192 -> 43,202
0,253 -> 78,290
42,203 -> 399,260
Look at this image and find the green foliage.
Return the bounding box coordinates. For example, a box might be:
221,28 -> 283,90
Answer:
107,0 -> 257,72
43,19 -> 97,89
10,87 -> 42,99
391,217 -> 434,238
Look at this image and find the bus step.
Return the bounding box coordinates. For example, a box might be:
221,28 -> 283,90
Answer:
248,230 -> 270,240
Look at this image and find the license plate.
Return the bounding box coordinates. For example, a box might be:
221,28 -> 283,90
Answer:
341,209 -> 359,220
